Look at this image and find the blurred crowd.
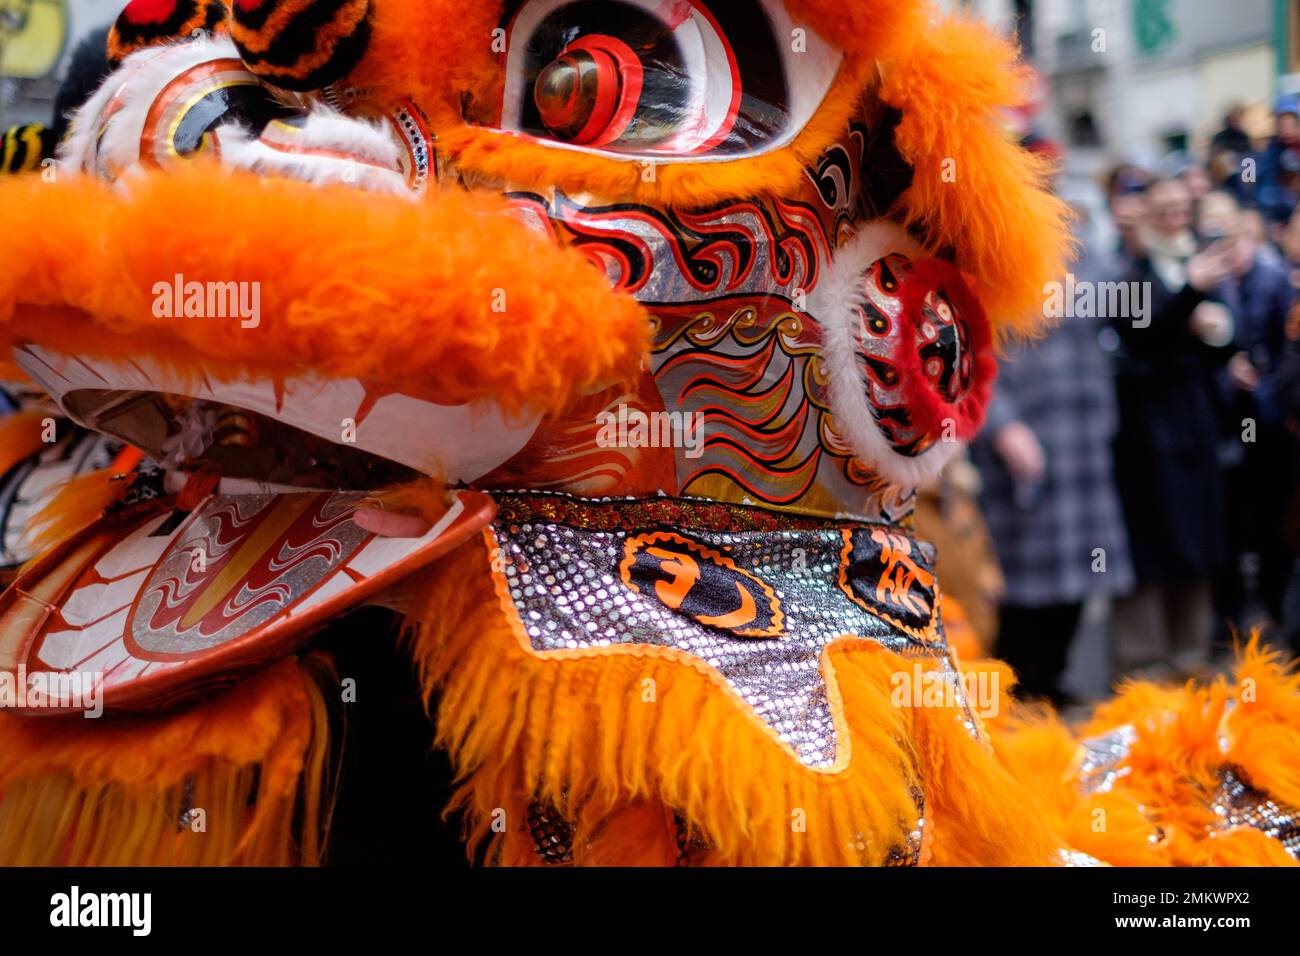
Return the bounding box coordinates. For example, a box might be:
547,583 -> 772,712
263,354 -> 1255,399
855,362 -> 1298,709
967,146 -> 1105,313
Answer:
965,96 -> 1300,706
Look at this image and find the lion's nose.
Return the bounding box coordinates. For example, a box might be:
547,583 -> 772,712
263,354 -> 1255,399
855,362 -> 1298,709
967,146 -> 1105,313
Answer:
853,255 -> 994,454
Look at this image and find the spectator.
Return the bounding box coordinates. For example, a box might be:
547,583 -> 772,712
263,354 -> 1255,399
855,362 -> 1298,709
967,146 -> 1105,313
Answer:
1157,151 -> 1214,204
1211,148 -> 1246,198
1204,191 -> 1296,641
1267,204 -> 1300,651
1103,164 -> 1151,265
1284,202 -> 1300,285
1210,104 -> 1254,160
971,192 -> 1134,706
1182,162 -> 1214,205
1107,175 -> 1237,679
1254,96 -> 1300,230
1241,207 -> 1285,268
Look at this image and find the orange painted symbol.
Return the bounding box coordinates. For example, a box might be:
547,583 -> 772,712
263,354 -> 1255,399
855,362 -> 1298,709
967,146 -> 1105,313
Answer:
870,528 -> 934,619
620,532 -> 783,639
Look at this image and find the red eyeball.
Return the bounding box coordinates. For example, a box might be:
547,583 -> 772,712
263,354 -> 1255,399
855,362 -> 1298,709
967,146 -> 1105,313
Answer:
533,34 -> 643,147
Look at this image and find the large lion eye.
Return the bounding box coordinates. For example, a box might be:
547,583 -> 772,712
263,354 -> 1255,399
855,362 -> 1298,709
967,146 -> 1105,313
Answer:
494,0 -> 840,159
532,34 -> 644,147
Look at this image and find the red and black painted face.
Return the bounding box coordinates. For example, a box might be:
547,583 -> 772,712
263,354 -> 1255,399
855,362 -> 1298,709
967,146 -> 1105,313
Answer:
493,0 -> 840,159
852,254 -> 992,458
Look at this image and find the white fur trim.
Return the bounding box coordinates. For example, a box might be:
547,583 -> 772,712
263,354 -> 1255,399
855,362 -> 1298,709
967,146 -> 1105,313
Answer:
215,110 -> 409,196
58,35 -> 408,196
61,35 -> 244,176
288,105 -> 403,167
810,221 -> 964,491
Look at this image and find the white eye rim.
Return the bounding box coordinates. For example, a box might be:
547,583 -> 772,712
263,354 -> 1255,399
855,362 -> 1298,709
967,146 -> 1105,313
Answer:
495,0 -> 843,164
811,222 -> 966,492
659,3 -> 737,153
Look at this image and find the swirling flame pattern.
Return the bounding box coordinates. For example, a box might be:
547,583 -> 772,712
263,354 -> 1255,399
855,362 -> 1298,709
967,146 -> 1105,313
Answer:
493,92 -> 916,522
129,492 -> 370,656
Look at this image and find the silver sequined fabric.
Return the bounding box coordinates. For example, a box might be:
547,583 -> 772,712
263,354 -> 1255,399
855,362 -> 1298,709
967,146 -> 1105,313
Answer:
1212,766 -> 1300,860
1077,725 -> 1137,796
491,493 -> 964,769
1059,848 -> 1107,867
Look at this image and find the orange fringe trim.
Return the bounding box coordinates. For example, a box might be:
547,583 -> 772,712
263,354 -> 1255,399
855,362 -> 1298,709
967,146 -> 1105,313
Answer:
21,467 -> 134,559
362,477 -> 451,527
0,657 -> 334,866
986,638 -> 1300,867
0,167 -> 649,418
880,17 -> 1074,339
404,532 -> 1060,866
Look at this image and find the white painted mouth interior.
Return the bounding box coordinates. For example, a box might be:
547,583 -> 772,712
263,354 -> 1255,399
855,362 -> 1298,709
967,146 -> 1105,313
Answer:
14,344 -> 541,489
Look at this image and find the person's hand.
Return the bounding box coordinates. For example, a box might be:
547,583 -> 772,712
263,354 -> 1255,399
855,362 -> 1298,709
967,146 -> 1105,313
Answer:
1111,195 -> 1146,254
1227,235 -> 1255,276
1187,242 -> 1234,292
994,421 -> 1046,485
1228,351 -> 1260,391
1188,301 -> 1235,347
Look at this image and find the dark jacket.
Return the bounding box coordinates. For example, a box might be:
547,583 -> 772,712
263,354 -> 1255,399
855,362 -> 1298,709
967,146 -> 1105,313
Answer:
972,255 -> 1133,606
1218,253 -> 1294,426
1109,255 -> 1232,584
1254,138 -> 1300,227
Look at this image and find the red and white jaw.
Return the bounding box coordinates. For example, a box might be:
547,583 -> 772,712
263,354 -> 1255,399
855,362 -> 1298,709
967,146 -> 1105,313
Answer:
0,488 -> 496,715
15,344 -> 541,491
0,344 -> 539,715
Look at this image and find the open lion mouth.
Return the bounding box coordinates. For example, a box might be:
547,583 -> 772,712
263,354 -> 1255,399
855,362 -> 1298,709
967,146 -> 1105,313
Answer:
0,154 -> 652,714
1,342 -> 524,715
65,391 -> 421,492
15,344 -> 541,493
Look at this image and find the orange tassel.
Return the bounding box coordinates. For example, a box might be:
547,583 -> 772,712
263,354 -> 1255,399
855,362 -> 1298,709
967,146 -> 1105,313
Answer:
984,635 -> 1300,867
403,532 -> 1065,866
21,465 -> 136,558
0,657 -> 335,866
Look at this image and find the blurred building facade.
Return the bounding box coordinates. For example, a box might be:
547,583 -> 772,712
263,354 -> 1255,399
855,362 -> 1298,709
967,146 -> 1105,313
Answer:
0,0 -> 113,127
945,0 -> 1287,172
2,2 -> 1293,166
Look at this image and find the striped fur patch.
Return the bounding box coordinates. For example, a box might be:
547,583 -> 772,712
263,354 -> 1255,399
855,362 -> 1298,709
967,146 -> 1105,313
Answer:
108,0 -> 229,67
228,0 -> 372,92
1,125 -> 56,174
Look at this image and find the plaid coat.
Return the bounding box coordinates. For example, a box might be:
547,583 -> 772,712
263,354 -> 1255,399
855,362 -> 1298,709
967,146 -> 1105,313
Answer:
970,267 -> 1134,606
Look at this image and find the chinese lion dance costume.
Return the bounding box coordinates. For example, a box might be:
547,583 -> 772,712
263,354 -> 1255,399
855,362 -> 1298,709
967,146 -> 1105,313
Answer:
0,0 -> 1296,867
